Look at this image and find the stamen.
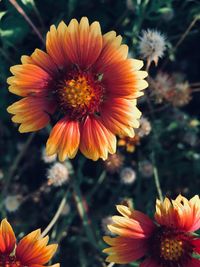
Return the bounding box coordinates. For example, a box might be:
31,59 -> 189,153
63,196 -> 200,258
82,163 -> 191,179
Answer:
56,72 -> 104,119
161,237 -> 183,261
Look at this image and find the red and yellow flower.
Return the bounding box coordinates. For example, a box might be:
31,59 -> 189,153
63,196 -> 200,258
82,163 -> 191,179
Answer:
0,218 -> 59,266
7,17 -> 148,161
103,195 -> 200,267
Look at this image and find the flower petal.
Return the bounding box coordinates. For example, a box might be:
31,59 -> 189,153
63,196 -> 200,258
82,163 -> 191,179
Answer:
22,49 -> 57,75
104,205 -> 155,239
155,195 -> 200,232
100,98 -> 141,137
80,116 -> 116,161
191,238 -> 200,254
46,117 -> 80,161
64,17 -> 102,69
0,219 -> 16,254
7,64 -> 51,97
97,59 -> 147,100
16,229 -> 58,265
94,30 -> 128,72
103,236 -> 147,264
7,96 -> 56,133
46,21 -> 69,67
117,205 -> 155,233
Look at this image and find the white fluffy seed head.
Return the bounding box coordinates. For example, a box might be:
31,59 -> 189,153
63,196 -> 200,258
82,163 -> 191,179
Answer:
47,162 -> 70,187
4,195 -> 22,212
120,167 -> 136,185
42,147 -> 57,163
139,29 -> 166,65
137,117 -> 151,138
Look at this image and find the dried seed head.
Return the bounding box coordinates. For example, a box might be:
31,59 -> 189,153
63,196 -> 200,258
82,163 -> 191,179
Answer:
104,153 -> 124,173
47,162 -> 70,187
4,195 -> 22,212
139,29 -> 166,66
120,167 -> 137,185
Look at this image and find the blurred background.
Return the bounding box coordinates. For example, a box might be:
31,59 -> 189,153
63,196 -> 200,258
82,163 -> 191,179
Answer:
0,0 -> 200,266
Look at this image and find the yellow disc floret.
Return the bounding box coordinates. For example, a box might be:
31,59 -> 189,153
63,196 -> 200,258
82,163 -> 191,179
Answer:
63,75 -> 95,108
161,237 -> 183,261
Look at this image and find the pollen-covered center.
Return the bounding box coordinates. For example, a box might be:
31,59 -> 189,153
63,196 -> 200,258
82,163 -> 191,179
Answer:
63,76 -> 95,108
160,237 -> 183,261
150,227 -> 194,266
56,72 -> 104,120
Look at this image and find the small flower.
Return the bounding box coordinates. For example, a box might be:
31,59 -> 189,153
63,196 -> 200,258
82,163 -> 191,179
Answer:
47,162 -> 70,187
118,135 -> 140,152
4,195 -> 22,212
104,153 -> 124,173
103,195 -> 200,266
101,216 -> 114,235
139,160 -> 154,178
137,117 -> 151,137
0,219 -> 59,266
42,147 -> 57,163
120,167 -> 136,185
139,29 -> 166,67
7,17 -> 148,161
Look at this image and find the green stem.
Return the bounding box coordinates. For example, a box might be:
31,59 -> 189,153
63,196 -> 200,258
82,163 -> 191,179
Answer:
87,170 -> 106,199
3,133 -> 35,197
153,165 -> 163,202
73,176 -> 98,249
41,190 -> 69,238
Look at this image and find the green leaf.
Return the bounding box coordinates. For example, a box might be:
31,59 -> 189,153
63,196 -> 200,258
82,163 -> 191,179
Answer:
0,11 -> 7,21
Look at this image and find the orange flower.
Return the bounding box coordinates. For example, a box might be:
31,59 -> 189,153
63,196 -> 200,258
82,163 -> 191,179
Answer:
0,219 -> 59,267
103,195 -> 200,267
118,135 -> 140,152
7,17 -> 148,161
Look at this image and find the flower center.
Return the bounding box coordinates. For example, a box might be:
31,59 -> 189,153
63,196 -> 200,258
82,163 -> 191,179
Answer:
149,227 -> 194,267
56,71 -> 104,120
0,255 -> 22,267
63,76 -> 95,108
160,237 -> 183,261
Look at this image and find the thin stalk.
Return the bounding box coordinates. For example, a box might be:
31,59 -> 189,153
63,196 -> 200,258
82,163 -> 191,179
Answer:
41,190 -> 69,237
145,64 -> 163,201
161,16 -> 199,69
73,176 -> 98,249
87,170 -> 106,199
174,16 -> 198,51
8,0 -> 45,44
153,165 -> 163,202
3,133 -> 35,196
